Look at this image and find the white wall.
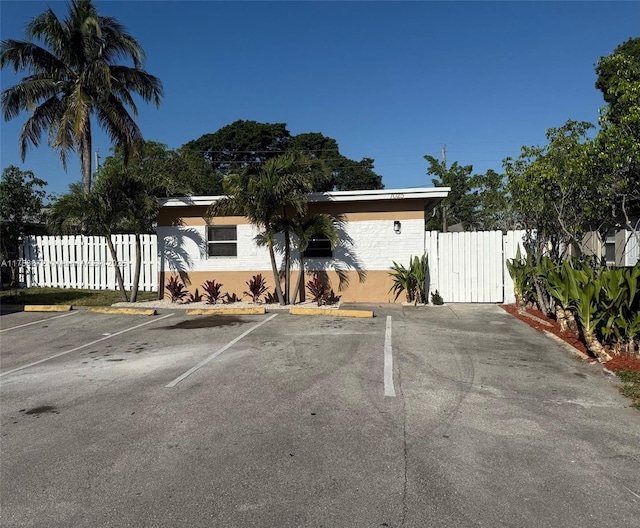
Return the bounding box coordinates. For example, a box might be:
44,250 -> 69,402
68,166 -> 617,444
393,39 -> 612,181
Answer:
157,218 -> 427,274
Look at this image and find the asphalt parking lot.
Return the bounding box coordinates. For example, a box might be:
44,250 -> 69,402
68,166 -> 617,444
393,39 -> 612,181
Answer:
1,304 -> 639,527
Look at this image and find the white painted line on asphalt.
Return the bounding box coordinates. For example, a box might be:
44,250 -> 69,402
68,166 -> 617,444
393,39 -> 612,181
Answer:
384,315 -> 396,397
166,313 -> 278,388
0,313 -> 175,378
0,311 -> 77,333
622,484 -> 640,501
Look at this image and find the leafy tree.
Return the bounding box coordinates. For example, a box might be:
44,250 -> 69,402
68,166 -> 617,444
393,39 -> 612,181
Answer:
185,120 -> 290,185
168,146 -> 221,196
595,37 -> 640,125
469,169 -> 512,231
1,0 -> 163,194
505,120 -> 599,258
185,121 -> 384,192
289,133 -> 383,191
0,165 -> 48,285
103,141 -> 217,197
333,157 -> 383,191
424,155 -> 476,231
592,37 -> 640,245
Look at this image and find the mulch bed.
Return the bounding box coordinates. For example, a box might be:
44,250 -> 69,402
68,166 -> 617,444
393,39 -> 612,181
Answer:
500,304 -> 640,374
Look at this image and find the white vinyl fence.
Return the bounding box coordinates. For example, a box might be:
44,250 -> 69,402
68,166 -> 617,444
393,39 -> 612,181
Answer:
425,230 -> 527,304
19,235 -> 158,291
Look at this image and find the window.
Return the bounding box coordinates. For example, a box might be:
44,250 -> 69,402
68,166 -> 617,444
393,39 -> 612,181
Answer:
304,234 -> 333,258
207,225 -> 237,257
605,231 -> 616,265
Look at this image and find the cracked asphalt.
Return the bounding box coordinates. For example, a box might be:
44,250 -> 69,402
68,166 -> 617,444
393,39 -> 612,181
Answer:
1,304 -> 638,527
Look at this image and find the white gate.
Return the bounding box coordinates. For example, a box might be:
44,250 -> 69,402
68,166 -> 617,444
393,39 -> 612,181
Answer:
425,230 -> 526,303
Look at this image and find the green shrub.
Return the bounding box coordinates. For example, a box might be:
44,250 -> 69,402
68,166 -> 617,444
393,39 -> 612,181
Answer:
430,290 -> 444,305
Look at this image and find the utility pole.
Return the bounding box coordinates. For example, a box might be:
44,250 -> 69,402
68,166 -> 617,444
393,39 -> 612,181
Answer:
95,149 -> 101,174
441,144 -> 447,232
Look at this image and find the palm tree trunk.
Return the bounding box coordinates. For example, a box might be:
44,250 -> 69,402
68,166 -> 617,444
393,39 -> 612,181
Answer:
583,328 -> 612,362
81,127 -> 92,195
130,233 -> 142,303
555,304 -> 569,332
268,241 -> 285,306
284,230 -> 291,304
291,252 -> 306,304
299,253 -> 306,302
106,234 -> 128,302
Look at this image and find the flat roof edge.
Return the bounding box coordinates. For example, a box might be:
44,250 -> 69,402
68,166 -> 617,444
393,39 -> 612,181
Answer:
159,187 -> 451,207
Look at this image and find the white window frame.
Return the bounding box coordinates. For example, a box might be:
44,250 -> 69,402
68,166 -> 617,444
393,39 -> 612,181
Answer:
207,225 -> 237,258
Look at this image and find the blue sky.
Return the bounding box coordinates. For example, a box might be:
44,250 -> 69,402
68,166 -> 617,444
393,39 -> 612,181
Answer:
1,1 -> 638,197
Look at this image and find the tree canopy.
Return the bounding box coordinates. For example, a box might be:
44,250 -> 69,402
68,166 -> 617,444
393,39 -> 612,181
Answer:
1,0 -> 163,194
592,37 -> 640,229
505,120 -> 600,261
0,165 -> 48,263
501,37 -> 639,256
424,155 -> 476,231
184,120 -> 384,193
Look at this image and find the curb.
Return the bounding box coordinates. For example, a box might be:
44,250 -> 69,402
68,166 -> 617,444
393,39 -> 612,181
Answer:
289,307 -> 374,318
543,330 -> 592,362
87,307 -> 157,316
186,307 -> 266,316
23,305 -> 72,312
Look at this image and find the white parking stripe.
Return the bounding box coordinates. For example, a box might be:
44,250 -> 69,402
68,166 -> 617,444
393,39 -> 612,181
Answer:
166,313 -> 278,388
0,313 -> 175,378
384,316 -> 396,397
0,311 -> 77,333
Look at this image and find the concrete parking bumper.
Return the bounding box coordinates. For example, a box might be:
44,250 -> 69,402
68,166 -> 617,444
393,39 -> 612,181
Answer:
23,305 -> 72,312
289,306 -> 374,318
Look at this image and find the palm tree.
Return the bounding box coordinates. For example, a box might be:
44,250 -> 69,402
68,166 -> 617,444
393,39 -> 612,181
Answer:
48,181 -> 130,301
1,0 -> 163,194
289,213 -> 340,303
208,152 -> 316,305
98,143 -> 185,302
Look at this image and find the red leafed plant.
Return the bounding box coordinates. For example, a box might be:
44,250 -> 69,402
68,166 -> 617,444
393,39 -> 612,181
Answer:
202,280 -> 223,304
165,276 -> 188,303
244,273 -> 268,303
306,275 -> 328,306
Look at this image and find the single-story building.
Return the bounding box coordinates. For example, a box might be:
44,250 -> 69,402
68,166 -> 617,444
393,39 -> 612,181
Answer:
157,187 -> 450,303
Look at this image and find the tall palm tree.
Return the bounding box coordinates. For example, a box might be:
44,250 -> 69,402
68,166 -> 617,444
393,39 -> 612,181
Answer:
208,152 -> 316,306
1,0 -> 163,194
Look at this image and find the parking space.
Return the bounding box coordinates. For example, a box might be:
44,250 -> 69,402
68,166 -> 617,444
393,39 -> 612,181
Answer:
1,305 -> 639,527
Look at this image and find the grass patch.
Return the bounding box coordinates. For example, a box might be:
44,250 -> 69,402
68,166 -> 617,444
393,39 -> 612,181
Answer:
0,287 -> 158,307
616,369 -> 640,410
